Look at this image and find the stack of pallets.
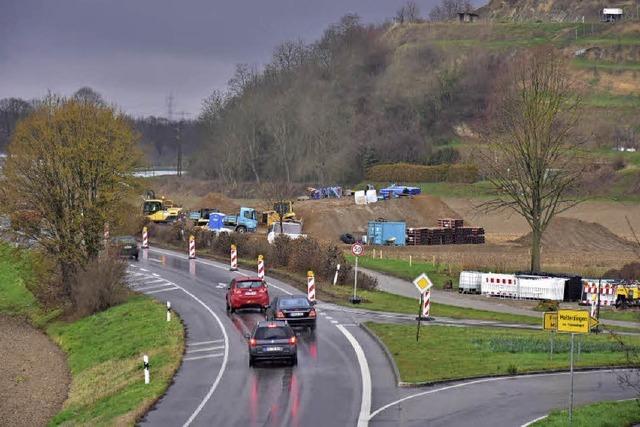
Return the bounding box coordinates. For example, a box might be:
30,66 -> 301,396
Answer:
406,219 -> 485,245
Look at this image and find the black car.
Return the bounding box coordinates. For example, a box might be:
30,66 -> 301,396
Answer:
266,295 -> 317,330
247,321 -> 297,366
111,236 -> 139,260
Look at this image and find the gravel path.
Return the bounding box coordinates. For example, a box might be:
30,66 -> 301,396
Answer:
0,316 -> 69,427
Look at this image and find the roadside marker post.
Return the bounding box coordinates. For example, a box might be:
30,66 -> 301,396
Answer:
188,235 -> 196,259
333,264 -> 340,286
543,309 -> 600,424
258,255 -> 265,280
230,244 -> 238,271
143,355 -> 150,384
350,243 -> 364,304
142,226 -> 149,249
166,301 -> 171,322
307,271 -> 316,304
413,273 -> 434,342
103,222 -> 110,248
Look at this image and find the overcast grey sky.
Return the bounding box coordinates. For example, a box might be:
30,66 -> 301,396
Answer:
1,0 -> 468,118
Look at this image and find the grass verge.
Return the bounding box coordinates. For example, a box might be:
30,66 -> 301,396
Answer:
366,322 -> 639,384
532,399 -> 640,427
47,296 -> 184,426
599,310 -> 640,323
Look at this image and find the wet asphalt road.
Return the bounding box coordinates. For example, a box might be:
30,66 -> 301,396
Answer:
128,247 -> 637,427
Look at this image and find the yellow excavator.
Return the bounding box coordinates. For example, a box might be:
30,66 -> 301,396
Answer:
615,283 -> 640,309
143,190 -> 183,223
261,201 -> 297,227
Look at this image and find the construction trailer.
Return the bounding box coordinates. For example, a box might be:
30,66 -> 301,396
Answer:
367,220 -> 406,246
601,8 -> 624,22
459,271 -> 582,301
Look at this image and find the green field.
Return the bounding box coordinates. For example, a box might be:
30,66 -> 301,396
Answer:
366,322 -> 640,384
48,296 -> 184,426
0,243 -> 184,426
533,399 -> 640,427
599,309 -> 640,323
345,255 -> 458,288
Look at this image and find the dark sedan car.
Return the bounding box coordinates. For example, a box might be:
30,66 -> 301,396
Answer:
111,236 -> 139,260
247,321 -> 297,366
266,295 -> 316,330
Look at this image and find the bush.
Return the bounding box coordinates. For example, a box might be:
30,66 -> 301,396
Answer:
604,262 -> 640,281
533,299 -> 559,312
344,269 -> 379,291
365,163 -> 478,183
70,255 -> 128,317
427,147 -> 460,165
270,235 -> 292,268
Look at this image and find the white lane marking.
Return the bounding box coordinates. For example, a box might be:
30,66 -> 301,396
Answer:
137,282 -> 177,292
336,325 -> 371,427
190,339 -> 224,346
184,353 -> 224,362
521,415 -> 548,426
186,345 -> 225,354
140,268 -> 149,272
265,281 -> 292,296
149,258 -> 162,263
331,320 -> 339,324
146,287 -> 180,295
325,316 -> 333,320
131,278 -> 166,286
217,283 -> 227,289
369,369 -> 624,420
342,323 -> 358,327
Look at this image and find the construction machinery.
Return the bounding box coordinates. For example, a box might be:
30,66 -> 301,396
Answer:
615,283 -> 640,308
224,207 -> 258,233
143,192 -> 183,223
261,201 -> 297,227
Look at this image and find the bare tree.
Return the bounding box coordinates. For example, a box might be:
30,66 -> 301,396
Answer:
396,1 -> 421,24
0,97 -> 33,151
72,86 -> 105,105
429,0 -> 472,21
482,48 -> 583,273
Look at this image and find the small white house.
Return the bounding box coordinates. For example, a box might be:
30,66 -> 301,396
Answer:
601,8 -> 624,22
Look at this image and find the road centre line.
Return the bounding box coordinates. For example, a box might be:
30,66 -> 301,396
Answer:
521,414 -> 548,427
184,353 -> 224,362
336,324 -> 371,427
368,369 -> 624,420
137,282 -> 176,292
190,339 -> 224,346
186,345 -> 225,354
146,287 -> 180,294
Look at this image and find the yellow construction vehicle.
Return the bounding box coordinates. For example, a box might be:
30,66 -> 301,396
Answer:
143,195 -> 183,223
261,201 -> 297,227
615,283 -> 640,308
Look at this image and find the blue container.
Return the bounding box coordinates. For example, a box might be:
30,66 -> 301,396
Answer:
367,221 -> 406,246
208,213 -> 225,230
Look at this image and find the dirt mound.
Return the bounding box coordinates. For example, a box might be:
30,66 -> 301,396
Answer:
295,195 -> 461,240
513,217 -> 635,252
196,192 -> 240,214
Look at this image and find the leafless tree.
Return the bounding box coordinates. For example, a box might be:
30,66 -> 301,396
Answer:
429,0 -> 472,21
72,86 -> 105,105
396,1 -> 420,24
0,97 -> 32,151
482,48 -> 583,273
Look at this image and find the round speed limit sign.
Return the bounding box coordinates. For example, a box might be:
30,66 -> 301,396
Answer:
351,243 -> 365,257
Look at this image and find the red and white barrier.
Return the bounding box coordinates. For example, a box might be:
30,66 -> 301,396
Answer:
590,300 -> 597,318
422,291 -> 431,318
333,264 -> 341,286
581,281 -> 617,306
142,226 -> 149,249
258,255 -> 265,280
230,244 -> 238,271
188,235 -> 196,259
307,271 -> 316,303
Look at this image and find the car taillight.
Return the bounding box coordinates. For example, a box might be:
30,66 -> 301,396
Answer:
309,309 -> 316,317
289,336 -> 296,345
276,311 -> 285,318
259,287 -> 266,293
249,338 -> 257,347
233,289 -> 242,295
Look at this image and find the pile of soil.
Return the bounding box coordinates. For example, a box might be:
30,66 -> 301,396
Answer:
295,195 -> 461,240
513,217 -> 635,252
0,316 -> 69,427
196,192 -> 240,214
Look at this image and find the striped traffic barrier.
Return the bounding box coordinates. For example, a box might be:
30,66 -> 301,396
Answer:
142,226 -> 149,249
422,290 -> 431,318
230,244 -> 238,271
307,271 -> 316,303
188,235 -> 196,259
333,264 -> 341,286
143,355 -> 150,384
258,255 -> 265,280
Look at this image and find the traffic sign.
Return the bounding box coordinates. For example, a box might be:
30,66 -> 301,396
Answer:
351,243 -> 365,257
557,309 -> 598,334
413,273 -> 433,295
543,312 -> 557,331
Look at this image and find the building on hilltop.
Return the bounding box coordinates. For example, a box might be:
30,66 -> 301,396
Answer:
601,8 -> 624,22
457,11 -> 479,23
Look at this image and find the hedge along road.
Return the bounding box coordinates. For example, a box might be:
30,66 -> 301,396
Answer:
131,247 -> 637,426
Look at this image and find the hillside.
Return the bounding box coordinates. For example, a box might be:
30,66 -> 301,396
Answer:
479,0 -> 637,22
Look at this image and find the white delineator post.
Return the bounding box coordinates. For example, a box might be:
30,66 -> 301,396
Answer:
143,355 -> 150,384
103,222 -> 110,246
230,244 -> 238,271
258,255 -> 265,280
142,226 -> 149,249
189,235 -> 196,259
307,271 -> 316,303
422,290 -> 431,318
166,301 -> 171,322
333,264 -> 341,286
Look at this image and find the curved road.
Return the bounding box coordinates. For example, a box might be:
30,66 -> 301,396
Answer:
128,248 -> 636,426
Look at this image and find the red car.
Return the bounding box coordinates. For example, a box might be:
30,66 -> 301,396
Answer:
226,278 -> 270,313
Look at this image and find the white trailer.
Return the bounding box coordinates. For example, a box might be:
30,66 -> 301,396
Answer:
480,272 -> 566,301
458,271 -> 483,294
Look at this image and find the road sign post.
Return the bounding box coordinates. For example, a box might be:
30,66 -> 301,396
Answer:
413,273 -> 434,341
570,333 -> 575,424
350,243 -> 364,304
543,312 -> 557,360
